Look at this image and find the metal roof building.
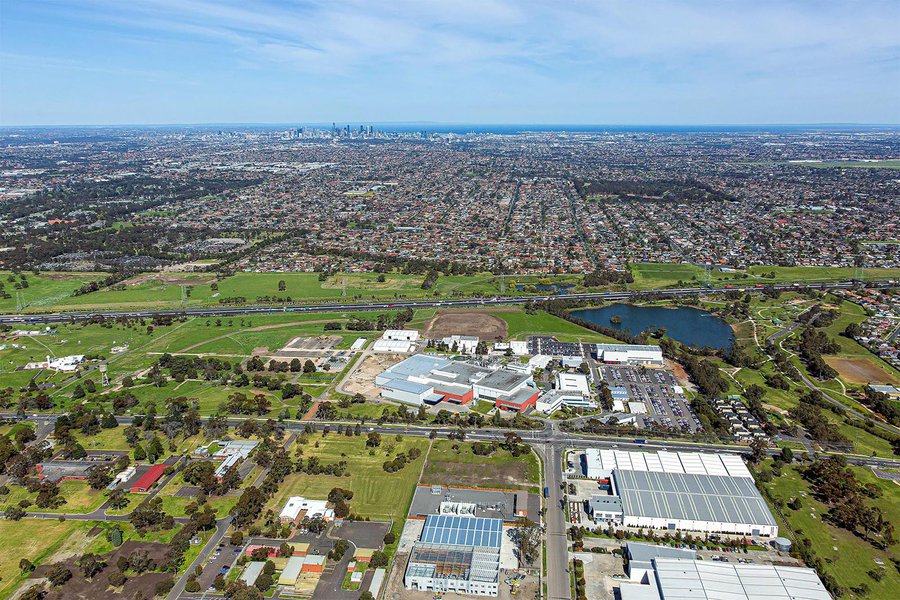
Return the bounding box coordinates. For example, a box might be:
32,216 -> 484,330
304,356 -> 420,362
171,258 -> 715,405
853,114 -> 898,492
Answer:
404,515 -> 503,597
620,557 -> 832,600
582,449 -> 776,537
240,561 -> 266,586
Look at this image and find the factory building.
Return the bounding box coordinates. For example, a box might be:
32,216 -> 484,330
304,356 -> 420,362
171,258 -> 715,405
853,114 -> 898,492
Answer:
555,372 -> 591,395
404,514 -> 503,597
595,344 -> 664,367
619,557 -> 831,600
581,449 -> 777,537
377,354 -> 537,412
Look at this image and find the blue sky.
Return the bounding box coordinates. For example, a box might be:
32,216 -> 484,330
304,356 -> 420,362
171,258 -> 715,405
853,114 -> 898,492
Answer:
1,0 -> 898,125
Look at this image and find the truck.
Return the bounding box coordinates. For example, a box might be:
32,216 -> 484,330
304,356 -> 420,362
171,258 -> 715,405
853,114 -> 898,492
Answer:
543,486 -> 550,498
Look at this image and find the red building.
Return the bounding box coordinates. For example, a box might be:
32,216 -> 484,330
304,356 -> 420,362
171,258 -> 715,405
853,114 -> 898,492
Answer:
494,389 -> 539,413
130,464 -> 165,493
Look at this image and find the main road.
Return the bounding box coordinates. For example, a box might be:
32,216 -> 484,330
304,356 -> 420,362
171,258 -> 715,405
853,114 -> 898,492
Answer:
0,280 -> 893,325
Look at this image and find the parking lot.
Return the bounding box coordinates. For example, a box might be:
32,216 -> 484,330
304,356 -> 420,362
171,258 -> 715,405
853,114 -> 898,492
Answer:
600,365 -> 700,433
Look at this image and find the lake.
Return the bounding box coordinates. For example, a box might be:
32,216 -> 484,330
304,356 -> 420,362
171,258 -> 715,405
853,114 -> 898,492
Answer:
572,303 -> 735,349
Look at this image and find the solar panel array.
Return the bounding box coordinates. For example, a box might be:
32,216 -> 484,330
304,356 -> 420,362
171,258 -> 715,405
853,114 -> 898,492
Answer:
421,515 -> 503,548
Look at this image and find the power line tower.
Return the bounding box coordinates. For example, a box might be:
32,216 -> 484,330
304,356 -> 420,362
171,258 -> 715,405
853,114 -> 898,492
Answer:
15,290 -> 24,311
704,263 -> 712,287
180,285 -> 187,308
341,275 -> 347,298
99,363 -> 110,387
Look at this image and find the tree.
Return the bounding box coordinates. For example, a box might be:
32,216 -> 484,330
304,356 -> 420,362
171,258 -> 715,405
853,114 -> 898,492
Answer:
19,558 -> 35,573
78,553 -> 106,579
511,518 -> 541,567
749,438 -> 768,465
72,384 -> 85,399
360,593 -> 375,600
328,539 -> 349,561
108,569 -> 127,587
46,564 -> 72,587
154,577 -> 175,597
369,551 -> 389,568
133,443 -> 147,461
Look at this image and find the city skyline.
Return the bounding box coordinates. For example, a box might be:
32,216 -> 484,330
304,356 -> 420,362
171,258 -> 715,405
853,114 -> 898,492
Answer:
2,0 -> 899,126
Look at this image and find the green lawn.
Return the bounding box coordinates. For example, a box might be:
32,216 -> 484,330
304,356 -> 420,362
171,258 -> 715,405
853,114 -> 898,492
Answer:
763,461 -> 900,598
630,263 -> 707,289
748,266 -> 900,283
268,432 -> 428,520
0,480 -> 106,514
0,271 -> 102,311
494,310 -> 619,342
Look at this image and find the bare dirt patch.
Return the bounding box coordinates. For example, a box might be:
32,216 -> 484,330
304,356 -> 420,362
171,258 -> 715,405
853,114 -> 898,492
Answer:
420,461 -> 532,490
122,272 -> 215,287
422,310 -> 508,339
824,356 -> 900,385
339,352 -> 406,399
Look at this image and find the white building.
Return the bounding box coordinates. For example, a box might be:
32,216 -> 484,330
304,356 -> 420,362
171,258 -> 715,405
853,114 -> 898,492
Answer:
581,449 -> 777,537
350,338 -> 367,351
537,390 -> 597,414
372,339 -> 415,353
555,372 -> 590,396
47,354 -> 85,371
595,344 -> 664,367
442,335 -> 479,354
510,341 -> 529,355
383,329 -> 420,342
279,496 -> 334,523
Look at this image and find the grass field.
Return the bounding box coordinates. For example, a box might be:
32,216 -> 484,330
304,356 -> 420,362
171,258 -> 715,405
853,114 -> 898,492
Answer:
0,519 -> 86,599
494,310 -> 618,342
629,263 -> 707,289
0,271 -> 101,311
748,265 -> 900,283
267,432 -> 429,521
763,461 -> 900,598
0,480 -> 107,514
420,440 -> 540,490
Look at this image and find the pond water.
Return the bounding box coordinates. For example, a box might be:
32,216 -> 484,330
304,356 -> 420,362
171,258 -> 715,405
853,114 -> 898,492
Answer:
572,303 -> 734,349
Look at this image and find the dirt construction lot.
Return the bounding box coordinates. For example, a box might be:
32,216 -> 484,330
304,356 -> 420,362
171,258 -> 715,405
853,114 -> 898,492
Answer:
824,356 -> 900,385
422,310 -> 508,340
340,352 -> 406,398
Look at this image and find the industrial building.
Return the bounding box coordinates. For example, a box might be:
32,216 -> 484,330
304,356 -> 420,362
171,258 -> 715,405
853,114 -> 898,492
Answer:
404,514 -> 503,597
376,354 -> 537,412
619,557 -> 831,600
625,542 -> 696,584
409,485 -> 538,523
581,449 -> 777,537
442,335 -> 479,354
240,561 -> 265,586
595,344 -> 664,367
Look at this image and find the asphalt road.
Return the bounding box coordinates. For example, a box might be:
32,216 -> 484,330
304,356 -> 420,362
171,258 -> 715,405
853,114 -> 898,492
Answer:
535,438 -> 571,600
0,280 -> 890,324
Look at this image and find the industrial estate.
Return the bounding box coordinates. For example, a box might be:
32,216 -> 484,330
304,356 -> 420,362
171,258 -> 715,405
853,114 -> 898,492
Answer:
0,124 -> 898,600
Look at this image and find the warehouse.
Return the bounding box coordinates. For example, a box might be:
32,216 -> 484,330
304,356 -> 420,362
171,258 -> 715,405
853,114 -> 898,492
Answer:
404,514 -> 503,597
383,329 -> 420,342
581,449 -> 777,537
595,344 -> 664,367
625,542 -> 696,584
619,557 -> 831,600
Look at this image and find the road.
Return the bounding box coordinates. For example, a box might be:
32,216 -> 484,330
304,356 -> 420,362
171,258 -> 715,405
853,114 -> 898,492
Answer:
1,281 -> 893,325
534,435 -> 571,600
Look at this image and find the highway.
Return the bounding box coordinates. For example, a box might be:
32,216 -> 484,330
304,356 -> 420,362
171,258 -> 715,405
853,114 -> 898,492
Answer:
0,280 -> 893,324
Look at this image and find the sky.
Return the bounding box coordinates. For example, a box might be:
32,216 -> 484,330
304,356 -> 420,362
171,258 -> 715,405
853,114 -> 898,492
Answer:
1,0 -> 898,126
